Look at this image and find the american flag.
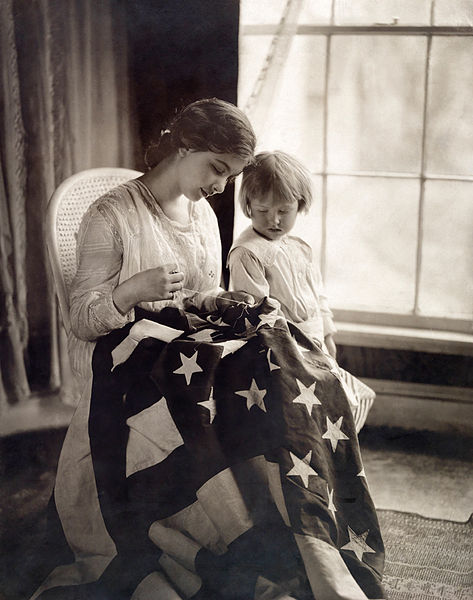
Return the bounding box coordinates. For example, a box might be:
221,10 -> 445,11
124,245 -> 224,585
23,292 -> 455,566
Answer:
40,299 -> 385,599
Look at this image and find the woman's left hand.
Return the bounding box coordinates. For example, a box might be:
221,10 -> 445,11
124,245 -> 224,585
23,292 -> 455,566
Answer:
216,290 -> 255,310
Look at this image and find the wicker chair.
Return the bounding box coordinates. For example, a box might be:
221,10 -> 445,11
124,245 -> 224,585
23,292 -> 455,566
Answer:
45,167 -> 142,334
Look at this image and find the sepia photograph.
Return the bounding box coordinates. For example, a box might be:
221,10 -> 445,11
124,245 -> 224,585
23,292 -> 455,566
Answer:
1,1 -> 472,599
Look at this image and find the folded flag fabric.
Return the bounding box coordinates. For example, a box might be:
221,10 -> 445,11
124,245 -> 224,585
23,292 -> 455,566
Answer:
337,369 -> 376,434
34,300 -> 385,600
111,318 -> 184,370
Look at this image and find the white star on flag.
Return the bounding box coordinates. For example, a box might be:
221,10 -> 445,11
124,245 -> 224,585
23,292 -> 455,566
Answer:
214,339 -> 247,358
292,379 -> 321,415
327,484 -> 337,517
188,329 -> 215,342
173,351 -> 203,385
256,310 -> 279,329
235,378 -> 267,412
322,416 -> 349,452
198,387 -> 217,423
287,450 -> 318,488
357,467 -> 366,478
266,348 -> 280,371
341,527 -> 376,562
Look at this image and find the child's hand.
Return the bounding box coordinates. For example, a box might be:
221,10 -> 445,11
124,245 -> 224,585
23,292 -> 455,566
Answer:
324,334 -> 337,359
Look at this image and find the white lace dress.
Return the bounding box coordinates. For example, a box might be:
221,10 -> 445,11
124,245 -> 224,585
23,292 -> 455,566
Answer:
68,178 -> 222,385
33,180 -> 223,598
228,226 -> 336,346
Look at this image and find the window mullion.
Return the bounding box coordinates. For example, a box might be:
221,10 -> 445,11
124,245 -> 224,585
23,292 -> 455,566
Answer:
414,34 -> 433,315
321,33 -> 331,280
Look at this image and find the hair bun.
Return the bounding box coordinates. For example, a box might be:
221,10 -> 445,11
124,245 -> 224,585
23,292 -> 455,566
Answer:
145,130 -> 173,169
144,98 -> 256,169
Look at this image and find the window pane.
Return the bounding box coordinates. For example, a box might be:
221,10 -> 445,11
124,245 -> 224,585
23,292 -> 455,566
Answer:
240,0 -> 288,25
334,0 -> 432,25
418,181 -> 473,319
238,35 -> 273,111
233,178 -> 246,239
325,176 -> 419,312
328,36 -> 426,173
240,0 -> 332,25
425,37 -> 473,176
300,1 -> 333,24
434,0 -> 473,25
291,175 -> 324,258
240,35 -> 326,172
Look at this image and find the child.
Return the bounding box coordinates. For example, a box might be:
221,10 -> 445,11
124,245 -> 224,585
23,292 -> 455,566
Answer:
228,150 -> 375,431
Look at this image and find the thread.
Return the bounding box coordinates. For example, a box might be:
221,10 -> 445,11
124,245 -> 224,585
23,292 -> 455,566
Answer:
181,287 -> 252,308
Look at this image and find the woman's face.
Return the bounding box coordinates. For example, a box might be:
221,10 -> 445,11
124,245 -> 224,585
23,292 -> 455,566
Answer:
177,149 -> 248,202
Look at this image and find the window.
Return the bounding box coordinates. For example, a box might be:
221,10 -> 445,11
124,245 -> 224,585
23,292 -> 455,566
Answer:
237,0 -> 473,332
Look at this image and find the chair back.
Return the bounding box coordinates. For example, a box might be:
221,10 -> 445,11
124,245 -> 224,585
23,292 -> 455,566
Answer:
45,167 -> 142,334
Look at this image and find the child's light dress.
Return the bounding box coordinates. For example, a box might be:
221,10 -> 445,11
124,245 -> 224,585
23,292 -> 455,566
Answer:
228,226 -> 375,433
68,179 -> 222,384
228,226 -> 335,346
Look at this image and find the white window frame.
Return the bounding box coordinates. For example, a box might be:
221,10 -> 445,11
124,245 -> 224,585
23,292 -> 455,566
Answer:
240,21 -> 473,335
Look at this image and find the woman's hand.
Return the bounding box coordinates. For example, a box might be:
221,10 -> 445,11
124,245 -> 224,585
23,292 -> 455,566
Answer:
181,289 -> 256,313
215,290 -> 255,310
134,265 -> 184,303
113,264 -> 184,314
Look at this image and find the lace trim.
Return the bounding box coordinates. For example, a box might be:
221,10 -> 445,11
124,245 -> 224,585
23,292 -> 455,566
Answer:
133,180 -> 198,232
88,291 -> 133,334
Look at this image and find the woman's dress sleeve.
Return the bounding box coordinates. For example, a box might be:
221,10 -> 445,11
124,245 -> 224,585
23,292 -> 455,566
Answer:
69,204 -> 134,341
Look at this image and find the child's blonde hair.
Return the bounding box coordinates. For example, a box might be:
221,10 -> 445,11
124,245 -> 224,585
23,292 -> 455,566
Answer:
239,150 -> 313,218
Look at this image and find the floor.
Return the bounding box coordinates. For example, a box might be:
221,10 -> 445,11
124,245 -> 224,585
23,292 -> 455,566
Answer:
1,399 -> 472,599
2,394 -> 471,522
359,426 -> 473,523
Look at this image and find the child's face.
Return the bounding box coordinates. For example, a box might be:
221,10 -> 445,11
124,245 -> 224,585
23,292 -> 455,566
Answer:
249,192 -> 298,240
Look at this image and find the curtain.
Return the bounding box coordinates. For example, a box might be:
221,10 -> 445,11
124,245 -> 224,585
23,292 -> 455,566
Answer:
0,0 -> 30,408
240,0 -> 303,136
0,0 -> 134,411
126,0 -> 240,285
235,0 -> 303,240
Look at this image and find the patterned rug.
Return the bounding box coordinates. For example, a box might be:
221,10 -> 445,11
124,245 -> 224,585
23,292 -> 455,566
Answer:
378,510 -> 473,600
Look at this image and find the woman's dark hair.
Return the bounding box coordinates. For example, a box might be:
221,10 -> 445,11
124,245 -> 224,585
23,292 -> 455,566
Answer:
145,98 -> 256,169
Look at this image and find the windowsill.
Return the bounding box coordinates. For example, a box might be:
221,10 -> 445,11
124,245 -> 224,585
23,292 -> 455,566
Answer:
335,322 -> 473,356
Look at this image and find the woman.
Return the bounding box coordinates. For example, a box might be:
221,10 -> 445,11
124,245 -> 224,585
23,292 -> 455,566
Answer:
68,97 -> 255,386
34,99 -> 385,600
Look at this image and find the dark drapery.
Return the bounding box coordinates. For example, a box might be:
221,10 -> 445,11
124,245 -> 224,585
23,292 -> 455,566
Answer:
126,0 -> 241,286
0,0 -> 241,409
0,0 -> 134,409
